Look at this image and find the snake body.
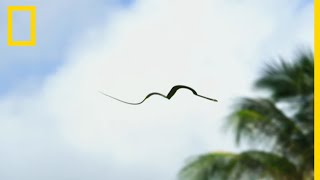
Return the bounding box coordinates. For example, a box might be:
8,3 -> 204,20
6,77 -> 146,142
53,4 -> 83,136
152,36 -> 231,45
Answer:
100,85 -> 218,105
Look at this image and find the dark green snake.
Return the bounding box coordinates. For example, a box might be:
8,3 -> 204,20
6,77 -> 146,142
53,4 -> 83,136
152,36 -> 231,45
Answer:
100,85 -> 218,105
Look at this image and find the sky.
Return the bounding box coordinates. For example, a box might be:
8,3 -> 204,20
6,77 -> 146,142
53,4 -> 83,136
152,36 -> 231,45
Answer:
0,0 -> 314,180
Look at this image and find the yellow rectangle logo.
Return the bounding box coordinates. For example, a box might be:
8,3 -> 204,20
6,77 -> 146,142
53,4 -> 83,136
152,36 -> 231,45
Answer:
8,6 -> 36,46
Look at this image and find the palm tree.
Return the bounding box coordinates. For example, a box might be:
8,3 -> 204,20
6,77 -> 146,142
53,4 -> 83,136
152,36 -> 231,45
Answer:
179,52 -> 314,180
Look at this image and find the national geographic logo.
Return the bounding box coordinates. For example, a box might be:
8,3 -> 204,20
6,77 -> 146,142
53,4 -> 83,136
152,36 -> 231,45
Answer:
7,6 -> 36,46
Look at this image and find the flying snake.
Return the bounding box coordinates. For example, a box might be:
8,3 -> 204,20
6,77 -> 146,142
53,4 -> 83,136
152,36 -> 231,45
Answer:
100,85 -> 218,105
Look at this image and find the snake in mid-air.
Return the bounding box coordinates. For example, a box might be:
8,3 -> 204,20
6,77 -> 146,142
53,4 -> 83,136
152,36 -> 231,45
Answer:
100,85 -> 218,105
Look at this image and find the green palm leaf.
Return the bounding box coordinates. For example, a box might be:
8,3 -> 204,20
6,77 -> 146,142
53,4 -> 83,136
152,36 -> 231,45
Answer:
179,51 -> 314,180
228,97 -> 313,173
179,151 -> 301,180
255,52 -> 314,101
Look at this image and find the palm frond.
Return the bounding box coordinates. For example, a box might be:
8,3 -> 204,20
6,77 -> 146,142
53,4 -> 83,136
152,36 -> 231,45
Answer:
179,151 -> 301,180
227,98 -> 312,165
255,52 -> 313,101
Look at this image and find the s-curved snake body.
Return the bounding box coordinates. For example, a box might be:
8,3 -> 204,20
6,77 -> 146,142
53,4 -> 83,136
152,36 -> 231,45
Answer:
100,85 -> 218,105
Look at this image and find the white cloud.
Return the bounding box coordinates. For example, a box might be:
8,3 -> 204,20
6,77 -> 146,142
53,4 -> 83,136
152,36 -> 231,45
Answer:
0,0 -> 313,179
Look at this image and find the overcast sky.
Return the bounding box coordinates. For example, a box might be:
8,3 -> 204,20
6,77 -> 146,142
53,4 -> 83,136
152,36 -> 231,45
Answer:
0,0 -> 314,179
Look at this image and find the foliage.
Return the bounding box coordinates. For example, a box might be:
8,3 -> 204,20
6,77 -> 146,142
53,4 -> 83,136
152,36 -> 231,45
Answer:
179,52 -> 314,180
